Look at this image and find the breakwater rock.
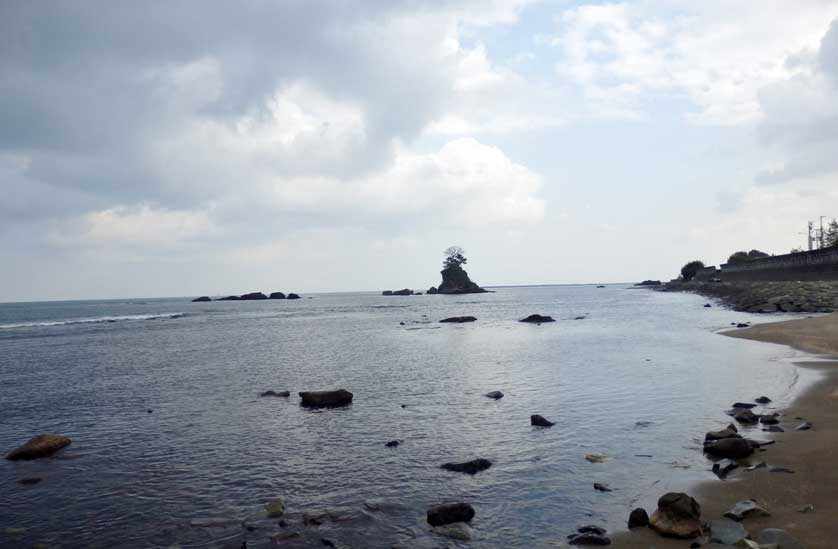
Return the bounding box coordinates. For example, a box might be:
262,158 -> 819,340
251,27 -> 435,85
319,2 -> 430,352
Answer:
653,280 -> 838,313
432,265 -> 487,294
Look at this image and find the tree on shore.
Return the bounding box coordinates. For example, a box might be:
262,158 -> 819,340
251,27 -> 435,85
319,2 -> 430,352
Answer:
680,260 -> 705,281
443,246 -> 467,269
825,220 -> 838,248
727,249 -> 770,264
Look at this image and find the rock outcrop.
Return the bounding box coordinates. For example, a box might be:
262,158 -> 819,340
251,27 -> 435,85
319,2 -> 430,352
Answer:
531,414 -> 555,427
240,292 -> 268,300
6,434 -> 72,461
192,296 -> 211,302
520,314 -> 556,323
440,458 -> 492,475
299,389 -> 353,408
435,265 -> 487,294
269,292 -> 286,299
703,437 -> 754,459
628,508 -> 649,528
439,316 -> 477,323
286,293 -> 301,299
217,295 -> 240,301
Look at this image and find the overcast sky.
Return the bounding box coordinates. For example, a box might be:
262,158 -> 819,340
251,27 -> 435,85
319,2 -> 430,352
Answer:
3,1 -> 838,301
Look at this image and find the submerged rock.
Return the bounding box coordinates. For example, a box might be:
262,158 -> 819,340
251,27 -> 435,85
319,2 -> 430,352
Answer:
759,413 -> 780,425
649,492 -> 702,539
593,483 -> 612,492
427,503 -> 475,527
712,459 -> 739,479
762,425 -> 784,433
260,390 -> 290,397
484,391 -> 504,399
732,402 -> 757,409
265,497 -> 285,518
192,296 -> 211,302
431,522 -> 472,541
704,437 -> 754,459
441,458 -> 492,475
299,389 -> 353,408
385,440 -> 401,448
6,434 -> 71,461
628,508 -> 649,529
733,408 -> 760,424
568,533 -> 611,546
585,454 -> 609,463
531,414 -> 555,427
519,314 -> 556,323
723,499 -> 770,521
439,316 -> 477,323
16,477 -> 43,485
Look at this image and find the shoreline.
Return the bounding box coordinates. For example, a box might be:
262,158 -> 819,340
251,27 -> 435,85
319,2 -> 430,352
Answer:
613,313 -> 838,548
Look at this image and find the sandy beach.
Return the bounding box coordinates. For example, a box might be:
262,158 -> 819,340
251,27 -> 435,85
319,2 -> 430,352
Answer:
613,313 -> 838,548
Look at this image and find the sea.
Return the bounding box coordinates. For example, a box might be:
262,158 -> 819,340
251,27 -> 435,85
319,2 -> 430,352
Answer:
0,285 -> 818,548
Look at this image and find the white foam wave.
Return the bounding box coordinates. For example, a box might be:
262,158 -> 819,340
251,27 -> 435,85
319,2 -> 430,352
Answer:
0,312 -> 186,330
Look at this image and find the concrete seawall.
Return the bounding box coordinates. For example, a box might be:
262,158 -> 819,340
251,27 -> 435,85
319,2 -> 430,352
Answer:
720,248 -> 838,282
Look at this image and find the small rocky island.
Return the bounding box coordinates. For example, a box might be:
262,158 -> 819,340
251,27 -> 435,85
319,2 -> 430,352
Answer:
428,246 -> 487,295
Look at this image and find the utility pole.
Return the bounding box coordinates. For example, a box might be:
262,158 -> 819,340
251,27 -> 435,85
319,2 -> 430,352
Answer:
808,221 -> 814,251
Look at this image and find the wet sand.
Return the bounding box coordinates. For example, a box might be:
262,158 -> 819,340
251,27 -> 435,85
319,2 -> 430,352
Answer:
612,313 -> 838,548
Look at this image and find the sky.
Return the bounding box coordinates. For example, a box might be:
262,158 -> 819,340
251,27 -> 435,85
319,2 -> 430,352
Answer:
2,1 -> 838,301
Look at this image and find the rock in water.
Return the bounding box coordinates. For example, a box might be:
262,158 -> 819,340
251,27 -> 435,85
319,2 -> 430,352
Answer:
439,316 -> 477,323
427,503 -> 475,526
755,396 -> 772,404
299,389 -> 353,408
704,425 -> 741,441
436,264 -> 487,294
427,286 -> 439,294
593,483 -> 612,492
269,292 -> 286,299
6,435 -> 72,461
381,290 -> 393,296
585,454 -> 609,463
286,293 -> 301,299
628,508 -> 649,528
260,390 -> 290,397
723,499 -> 770,521
385,440 -> 401,448
519,314 -> 556,323
712,459 -> 739,479
568,533 -> 611,545
391,289 -> 414,296
733,408 -> 760,424
441,459 -> 492,475
709,519 -> 748,545
240,292 -> 268,300
217,295 -> 240,301
703,437 -> 754,459
265,497 -> 285,517
759,413 -> 780,425
485,391 -> 504,399
192,296 -> 211,302
531,414 -> 555,427
431,522 -> 472,541
731,402 -> 757,409
649,492 -> 702,539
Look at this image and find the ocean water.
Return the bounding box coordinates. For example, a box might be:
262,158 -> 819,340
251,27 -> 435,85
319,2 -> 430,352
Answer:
0,286 -> 816,548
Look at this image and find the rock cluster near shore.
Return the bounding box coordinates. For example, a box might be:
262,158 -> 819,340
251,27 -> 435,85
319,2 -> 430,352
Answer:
192,291 -> 301,302
653,280 -> 838,312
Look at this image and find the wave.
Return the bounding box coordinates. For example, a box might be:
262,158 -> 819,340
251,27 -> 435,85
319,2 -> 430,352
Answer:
0,312 -> 187,330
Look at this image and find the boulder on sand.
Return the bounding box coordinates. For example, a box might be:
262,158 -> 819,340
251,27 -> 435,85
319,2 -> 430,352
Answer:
427,503 -> 475,527
439,316 -> 477,323
6,434 -> 72,461
192,296 -> 211,302
299,389 -> 353,408
703,437 -> 754,459
269,292 -> 286,299
519,314 -> 556,323
649,492 -> 702,539
531,414 -> 555,427
441,458 -> 492,475
628,508 -> 649,528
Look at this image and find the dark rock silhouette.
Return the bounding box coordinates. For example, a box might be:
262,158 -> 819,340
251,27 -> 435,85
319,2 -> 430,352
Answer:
427,287 -> 439,294
427,503 -> 475,526
628,508 -> 649,528
382,291 -> 393,296
261,390 -> 290,397
531,414 -> 555,427
240,292 -> 268,300
269,292 -> 286,299
436,264 -> 487,294
704,437 -> 754,459
192,296 -> 211,302
6,434 -> 72,461
439,316 -> 477,323
217,295 -> 240,301
485,391 -> 504,399
286,293 -> 301,299
392,289 -> 413,296
299,389 -> 353,408
441,458 -> 492,475
520,314 -> 556,323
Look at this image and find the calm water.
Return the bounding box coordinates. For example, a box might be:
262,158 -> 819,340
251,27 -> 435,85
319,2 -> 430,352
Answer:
0,286 -> 816,548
